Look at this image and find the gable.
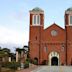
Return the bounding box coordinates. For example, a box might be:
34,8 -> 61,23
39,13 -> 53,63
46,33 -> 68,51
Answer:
42,23 -> 65,42
44,23 -> 64,31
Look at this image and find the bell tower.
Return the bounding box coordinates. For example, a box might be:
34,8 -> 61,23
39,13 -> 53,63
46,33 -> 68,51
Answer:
65,7 -> 72,65
29,7 -> 44,64
29,7 -> 44,27
65,8 -> 72,26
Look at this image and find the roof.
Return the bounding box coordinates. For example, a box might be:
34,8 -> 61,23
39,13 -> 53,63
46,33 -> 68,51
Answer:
66,7 -> 72,11
45,23 -> 65,31
0,50 -> 8,57
31,7 -> 44,12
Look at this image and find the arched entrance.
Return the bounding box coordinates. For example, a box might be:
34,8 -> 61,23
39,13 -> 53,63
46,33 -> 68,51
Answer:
51,57 -> 58,65
49,51 -> 59,66
34,57 -> 38,65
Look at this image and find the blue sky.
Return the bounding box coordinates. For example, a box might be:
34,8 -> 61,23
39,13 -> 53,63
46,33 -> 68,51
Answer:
0,0 -> 72,50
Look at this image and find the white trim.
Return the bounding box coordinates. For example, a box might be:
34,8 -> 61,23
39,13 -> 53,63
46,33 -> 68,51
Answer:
16,51 -> 18,62
9,57 -> 11,62
29,11 -> 44,14
49,51 -> 59,66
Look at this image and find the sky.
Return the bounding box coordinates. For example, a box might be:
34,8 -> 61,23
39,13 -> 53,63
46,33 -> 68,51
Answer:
0,0 -> 72,51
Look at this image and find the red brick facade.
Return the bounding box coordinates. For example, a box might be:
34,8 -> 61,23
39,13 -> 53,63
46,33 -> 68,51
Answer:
29,7 -> 72,65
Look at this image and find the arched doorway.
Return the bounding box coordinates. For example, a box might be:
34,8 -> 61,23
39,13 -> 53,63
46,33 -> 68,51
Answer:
51,57 -> 58,65
49,51 -> 59,66
34,57 -> 38,65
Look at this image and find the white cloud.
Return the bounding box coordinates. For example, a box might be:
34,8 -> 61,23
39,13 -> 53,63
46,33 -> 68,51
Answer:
0,26 -> 29,45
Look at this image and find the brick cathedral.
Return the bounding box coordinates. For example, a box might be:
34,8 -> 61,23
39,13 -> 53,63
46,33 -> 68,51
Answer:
29,7 -> 72,65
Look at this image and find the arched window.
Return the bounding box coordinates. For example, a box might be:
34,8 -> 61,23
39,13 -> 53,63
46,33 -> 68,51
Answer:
33,15 -> 40,25
37,15 -> 40,24
33,57 -> 38,65
34,15 -> 36,24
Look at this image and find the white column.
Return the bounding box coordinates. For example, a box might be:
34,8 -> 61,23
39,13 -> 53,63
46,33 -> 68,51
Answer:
16,51 -> 18,62
9,57 -> 11,62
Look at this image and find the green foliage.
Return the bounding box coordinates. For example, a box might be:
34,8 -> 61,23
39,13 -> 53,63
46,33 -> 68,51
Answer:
16,48 -> 25,54
33,59 -> 38,65
2,48 -> 10,53
24,58 -> 29,68
0,47 -> 16,62
0,50 -> 8,58
26,58 -> 30,62
2,61 -> 20,70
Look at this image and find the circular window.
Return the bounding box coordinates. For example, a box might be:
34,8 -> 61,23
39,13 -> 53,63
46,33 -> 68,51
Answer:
51,30 -> 58,36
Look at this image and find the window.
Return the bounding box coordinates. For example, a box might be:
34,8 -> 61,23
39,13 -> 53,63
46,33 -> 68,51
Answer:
61,45 -> 64,52
44,46 -> 48,52
51,30 -> 58,36
33,15 -> 40,25
37,15 -> 40,24
70,16 -> 72,24
34,15 -> 36,24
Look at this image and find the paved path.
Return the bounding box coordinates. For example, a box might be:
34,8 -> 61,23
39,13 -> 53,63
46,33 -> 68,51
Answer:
31,66 -> 72,72
16,64 -> 38,72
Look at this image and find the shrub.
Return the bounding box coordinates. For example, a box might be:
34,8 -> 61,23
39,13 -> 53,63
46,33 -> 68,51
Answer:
2,61 -> 20,70
24,59 -> 29,68
33,59 -> 38,65
26,58 -> 30,62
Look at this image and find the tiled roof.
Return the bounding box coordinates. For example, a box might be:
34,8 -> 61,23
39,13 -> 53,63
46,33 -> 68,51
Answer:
32,7 -> 43,12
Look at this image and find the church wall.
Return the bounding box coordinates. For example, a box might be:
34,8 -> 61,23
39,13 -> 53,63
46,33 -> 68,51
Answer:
40,43 -> 66,65
29,7 -> 72,65
66,27 -> 72,65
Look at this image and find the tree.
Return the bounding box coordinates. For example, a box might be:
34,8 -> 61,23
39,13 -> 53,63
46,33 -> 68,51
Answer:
2,48 -> 10,53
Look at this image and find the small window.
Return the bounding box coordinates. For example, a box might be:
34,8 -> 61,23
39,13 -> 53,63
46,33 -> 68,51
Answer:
61,44 -> 64,52
35,36 -> 37,40
70,16 -> 72,24
44,47 -> 48,52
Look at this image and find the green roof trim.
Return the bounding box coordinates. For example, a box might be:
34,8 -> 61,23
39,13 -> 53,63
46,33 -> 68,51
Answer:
32,7 -> 43,12
66,7 -> 72,11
